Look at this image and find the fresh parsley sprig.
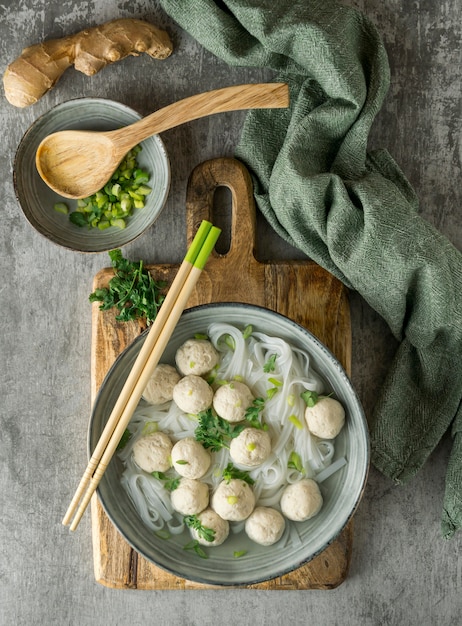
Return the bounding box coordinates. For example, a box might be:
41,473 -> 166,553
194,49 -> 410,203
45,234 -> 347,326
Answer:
263,353 -> 277,373
116,428 -> 132,451
222,462 -> 255,486
244,397 -> 267,430
301,390 -> 319,407
151,471 -> 180,492
184,515 -> 216,543
89,248 -> 167,324
194,409 -> 245,451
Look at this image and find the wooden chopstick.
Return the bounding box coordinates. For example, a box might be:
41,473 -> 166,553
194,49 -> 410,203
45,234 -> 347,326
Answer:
63,221 -> 221,531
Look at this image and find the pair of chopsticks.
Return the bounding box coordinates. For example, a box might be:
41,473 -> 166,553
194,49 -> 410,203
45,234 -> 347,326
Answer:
63,220 -> 221,531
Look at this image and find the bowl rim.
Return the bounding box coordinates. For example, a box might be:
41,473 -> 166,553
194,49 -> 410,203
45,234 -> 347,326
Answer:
13,96 -> 171,254
88,302 -> 370,586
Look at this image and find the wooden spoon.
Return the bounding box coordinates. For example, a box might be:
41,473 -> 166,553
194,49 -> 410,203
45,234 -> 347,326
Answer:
35,83 -> 289,199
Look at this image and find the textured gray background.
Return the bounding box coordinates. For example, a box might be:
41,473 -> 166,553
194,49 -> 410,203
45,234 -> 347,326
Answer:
0,1 -> 461,625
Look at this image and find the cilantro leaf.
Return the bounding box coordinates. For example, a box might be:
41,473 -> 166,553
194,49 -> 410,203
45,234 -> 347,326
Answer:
301,390 -> 319,407
116,428 -> 132,451
194,409 -> 245,451
184,515 -> 216,543
222,462 -> 255,485
243,397 -> 267,430
263,354 -> 277,373
151,471 -> 180,492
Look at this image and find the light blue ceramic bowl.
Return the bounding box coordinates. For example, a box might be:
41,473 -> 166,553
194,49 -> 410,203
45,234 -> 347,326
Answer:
89,303 -> 369,586
14,98 -> 170,253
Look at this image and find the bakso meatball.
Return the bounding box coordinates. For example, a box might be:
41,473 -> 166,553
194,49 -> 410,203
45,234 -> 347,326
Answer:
280,478 -> 323,522
305,396 -> 345,439
171,437 -> 211,479
211,478 -> 255,521
229,427 -> 271,467
189,508 -> 230,547
175,338 -> 219,376
142,363 -> 181,405
132,431 -> 172,473
245,506 -> 285,546
172,375 -> 213,414
212,381 -> 254,423
170,477 -> 209,516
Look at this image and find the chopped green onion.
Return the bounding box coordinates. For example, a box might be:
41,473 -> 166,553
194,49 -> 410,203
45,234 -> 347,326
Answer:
289,414 -> 304,429
233,550 -> 247,558
268,377 -> 282,387
54,202 -> 69,214
288,451 -> 304,473
67,145 -> 152,230
267,387 -> 279,399
141,421 -> 158,436
224,334 -> 235,350
287,394 -> 295,407
242,325 -> 253,339
155,529 -> 171,540
227,495 -> 239,505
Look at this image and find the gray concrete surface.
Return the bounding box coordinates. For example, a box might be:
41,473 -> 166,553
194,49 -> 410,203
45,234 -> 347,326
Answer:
0,1 -> 461,625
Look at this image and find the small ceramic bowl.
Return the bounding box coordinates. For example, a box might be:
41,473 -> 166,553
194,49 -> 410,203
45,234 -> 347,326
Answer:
89,303 -> 369,586
13,98 -> 170,253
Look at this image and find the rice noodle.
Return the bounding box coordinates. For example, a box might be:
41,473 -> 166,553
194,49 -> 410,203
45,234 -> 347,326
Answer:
119,322 -> 347,542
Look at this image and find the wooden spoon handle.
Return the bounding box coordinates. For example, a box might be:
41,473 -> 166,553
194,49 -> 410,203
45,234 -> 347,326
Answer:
110,83 -> 289,153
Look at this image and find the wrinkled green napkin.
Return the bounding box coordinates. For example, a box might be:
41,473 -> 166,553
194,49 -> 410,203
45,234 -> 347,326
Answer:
159,0 -> 462,537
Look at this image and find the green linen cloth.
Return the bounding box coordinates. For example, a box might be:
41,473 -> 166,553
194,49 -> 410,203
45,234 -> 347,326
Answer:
159,0 -> 462,537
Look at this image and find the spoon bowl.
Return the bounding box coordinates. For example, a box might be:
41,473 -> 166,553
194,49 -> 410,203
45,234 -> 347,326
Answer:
36,130 -> 117,198
36,83 -> 289,199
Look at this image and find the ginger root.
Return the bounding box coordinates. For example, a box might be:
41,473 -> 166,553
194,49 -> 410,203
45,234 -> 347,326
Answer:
3,18 -> 173,107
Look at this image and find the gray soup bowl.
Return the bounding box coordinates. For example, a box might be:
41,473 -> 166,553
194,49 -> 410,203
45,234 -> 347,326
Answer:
88,303 -> 369,586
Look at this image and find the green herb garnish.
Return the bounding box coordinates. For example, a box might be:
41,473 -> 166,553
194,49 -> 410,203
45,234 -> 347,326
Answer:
195,409 -> 245,451
244,397 -> 267,430
263,354 -> 277,373
151,471 -> 180,492
222,462 -> 255,486
89,248 -> 167,324
184,515 -> 216,543
116,428 -> 132,451
183,540 -> 208,559
301,390 -> 319,407
233,550 -> 247,558
242,325 -> 253,339
288,451 -> 304,473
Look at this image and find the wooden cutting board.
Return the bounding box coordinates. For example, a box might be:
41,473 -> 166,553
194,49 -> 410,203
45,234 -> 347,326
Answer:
90,157 -> 353,589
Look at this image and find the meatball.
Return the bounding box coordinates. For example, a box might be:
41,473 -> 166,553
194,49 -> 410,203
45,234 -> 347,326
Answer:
170,477 -> 209,516
171,437 -> 211,479
142,363 -> 181,405
132,431 -> 172,473
189,508 -> 230,547
172,375 -> 213,414
212,381 -> 254,423
211,478 -> 255,521
305,396 -> 345,439
175,338 -> 219,376
280,479 -> 323,522
229,427 -> 271,467
245,506 -> 285,546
